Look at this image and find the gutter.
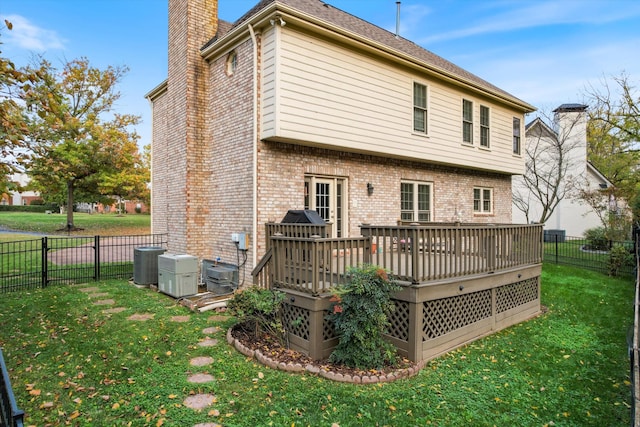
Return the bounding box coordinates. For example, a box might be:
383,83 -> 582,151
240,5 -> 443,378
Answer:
248,23 -> 259,268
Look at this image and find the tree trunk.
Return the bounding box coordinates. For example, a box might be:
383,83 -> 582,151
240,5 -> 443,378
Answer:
66,180 -> 74,229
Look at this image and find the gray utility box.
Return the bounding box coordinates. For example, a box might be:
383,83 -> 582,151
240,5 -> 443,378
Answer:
157,254 -> 198,298
133,247 -> 166,285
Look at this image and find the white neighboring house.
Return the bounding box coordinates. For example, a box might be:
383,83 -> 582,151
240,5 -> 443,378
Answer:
512,104 -> 613,238
5,173 -> 40,206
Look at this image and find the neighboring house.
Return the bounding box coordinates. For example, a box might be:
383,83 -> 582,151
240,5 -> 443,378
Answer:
512,104 -> 613,238
147,0 -> 535,277
2,173 -> 41,206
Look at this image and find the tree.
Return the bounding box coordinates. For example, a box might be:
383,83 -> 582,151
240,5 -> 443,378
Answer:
586,73 -> 640,206
0,21 -> 39,194
21,57 -> 140,228
512,108 -> 586,224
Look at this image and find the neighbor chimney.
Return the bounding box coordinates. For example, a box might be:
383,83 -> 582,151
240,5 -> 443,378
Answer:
396,1 -> 401,38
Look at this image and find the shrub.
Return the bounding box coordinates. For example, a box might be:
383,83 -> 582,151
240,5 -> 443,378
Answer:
608,244 -> 634,276
328,264 -> 401,370
227,286 -> 286,342
584,227 -> 609,251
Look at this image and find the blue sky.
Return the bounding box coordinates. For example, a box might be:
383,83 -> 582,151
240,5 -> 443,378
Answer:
2,0 -> 640,150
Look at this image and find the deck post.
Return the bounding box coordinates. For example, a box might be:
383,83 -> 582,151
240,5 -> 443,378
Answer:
307,308 -> 326,360
407,300 -> 422,362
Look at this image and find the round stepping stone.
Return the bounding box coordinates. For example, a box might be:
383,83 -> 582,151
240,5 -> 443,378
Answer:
93,299 -> 115,306
202,327 -> 220,335
184,393 -> 215,410
198,338 -> 218,347
193,423 -> 222,427
190,356 -> 214,367
88,292 -> 110,298
170,315 -> 190,323
102,307 -> 126,314
127,313 -> 155,321
188,373 -> 215,383
207,315 -> 229,323
78,287 -> 100,293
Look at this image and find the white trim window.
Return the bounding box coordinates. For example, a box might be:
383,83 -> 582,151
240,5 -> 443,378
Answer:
513,117 -> 521,155
480,105 -> 490,148
473,187 -> 493,214
462,99 -> 473,144
401,181 -> 432,222
413,82 -> 428,134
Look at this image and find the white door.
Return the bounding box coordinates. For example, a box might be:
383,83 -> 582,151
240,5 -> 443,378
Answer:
305,176 -> 347,238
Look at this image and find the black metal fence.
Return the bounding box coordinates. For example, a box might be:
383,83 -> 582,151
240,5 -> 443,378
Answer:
543,234 -> 636,277
1,234 -> 168,293
0,348 -> 24,427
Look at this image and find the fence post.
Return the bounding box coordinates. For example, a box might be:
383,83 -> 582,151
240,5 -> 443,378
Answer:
41,237 -> 48,289
554,234 -> 559,265
94,235 -> 100,281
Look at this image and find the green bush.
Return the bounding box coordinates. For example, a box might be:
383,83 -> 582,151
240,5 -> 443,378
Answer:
608,244 -> 634,276
328,264 -> 401,370
0,204 -> 58,213
227,286 -> 286,341
584,227 -> 609,251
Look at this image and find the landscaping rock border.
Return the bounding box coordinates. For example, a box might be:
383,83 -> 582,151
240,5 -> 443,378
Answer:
226,328 -> 425,384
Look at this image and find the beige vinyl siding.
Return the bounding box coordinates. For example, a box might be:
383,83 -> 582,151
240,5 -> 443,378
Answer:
261,27 -> 525,175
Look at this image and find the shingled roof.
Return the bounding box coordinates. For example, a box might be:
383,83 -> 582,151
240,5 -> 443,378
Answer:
205,0 -> 534,111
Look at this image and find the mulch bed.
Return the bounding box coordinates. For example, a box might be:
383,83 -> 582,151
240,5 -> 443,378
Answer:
231,324 -> 417,379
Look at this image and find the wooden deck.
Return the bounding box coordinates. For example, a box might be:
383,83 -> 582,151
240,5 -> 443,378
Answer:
253,222 -> 544,362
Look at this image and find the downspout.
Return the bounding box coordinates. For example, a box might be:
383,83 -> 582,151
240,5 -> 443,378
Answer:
248,23 -> 258,268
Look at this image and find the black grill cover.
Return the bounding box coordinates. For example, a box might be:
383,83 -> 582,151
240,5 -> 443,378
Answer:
281,209 -> 326,224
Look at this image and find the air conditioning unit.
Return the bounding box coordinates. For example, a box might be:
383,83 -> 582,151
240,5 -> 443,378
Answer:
157,254 -> 198,298
133,247 -> 166,285
201,259 -> 239,296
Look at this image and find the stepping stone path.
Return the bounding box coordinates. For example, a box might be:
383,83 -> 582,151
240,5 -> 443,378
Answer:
78,283 -> 226,424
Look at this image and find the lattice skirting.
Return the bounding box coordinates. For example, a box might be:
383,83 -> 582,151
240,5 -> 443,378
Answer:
279,272 -> 541,362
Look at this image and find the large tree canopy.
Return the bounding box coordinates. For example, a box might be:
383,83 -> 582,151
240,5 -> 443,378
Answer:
0,22 -> 38,194
586,73 -> 640,205
22,57 -> 143,228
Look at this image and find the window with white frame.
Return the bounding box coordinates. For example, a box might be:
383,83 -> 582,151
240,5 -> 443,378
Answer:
462,99 -> 473,144
480,105 -> 490,148
513,117 -> 521,155
473,187 -> 492,213
413,82 -> 428,134
401,181 -> 432,222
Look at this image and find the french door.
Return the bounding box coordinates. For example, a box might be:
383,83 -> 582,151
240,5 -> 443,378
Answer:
304,176 -> 347,238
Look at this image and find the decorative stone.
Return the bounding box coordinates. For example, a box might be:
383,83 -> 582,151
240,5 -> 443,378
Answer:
188,373 -> 215,383
305,364 -> 320,374
183,393 -> 215,410
202,326 -> 220,334
190,356 -> 214,367
198,338 -> 218,347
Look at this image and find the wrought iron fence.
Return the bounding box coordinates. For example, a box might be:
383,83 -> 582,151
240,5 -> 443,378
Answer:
0,348 -> 24,427
543,234 -> 636,276
0,234 -> 168,293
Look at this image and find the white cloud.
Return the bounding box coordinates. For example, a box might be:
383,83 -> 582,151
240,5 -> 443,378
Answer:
418,0 -> 640,45
1,14 -> 66,51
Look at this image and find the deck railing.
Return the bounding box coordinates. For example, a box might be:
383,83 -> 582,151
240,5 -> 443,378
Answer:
361,223 -> 544,283
267,223 -> 543,294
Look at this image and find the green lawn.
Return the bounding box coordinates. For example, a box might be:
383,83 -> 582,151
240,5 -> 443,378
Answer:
0,263 -> 633,426
0,211 -> 151,236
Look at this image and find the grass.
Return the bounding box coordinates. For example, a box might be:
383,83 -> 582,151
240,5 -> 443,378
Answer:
0,211 -> 151,236
0,263 -> 633,426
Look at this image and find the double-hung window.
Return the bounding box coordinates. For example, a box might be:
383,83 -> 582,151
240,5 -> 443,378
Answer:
462,99 -> 473,144
480,105 -> 490,148
473,187 -> 492,214
513,117 -> 521,155
413,82 -> 428,134
401,181 -> 432,222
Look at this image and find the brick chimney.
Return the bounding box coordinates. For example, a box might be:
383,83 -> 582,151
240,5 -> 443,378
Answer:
166,0 -> 218,255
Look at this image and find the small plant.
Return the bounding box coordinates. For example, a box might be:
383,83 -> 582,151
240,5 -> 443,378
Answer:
608,244 -> 634,276
328,264 -> 401,370
584,227 -> 609,251
227,286 -> 286,341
